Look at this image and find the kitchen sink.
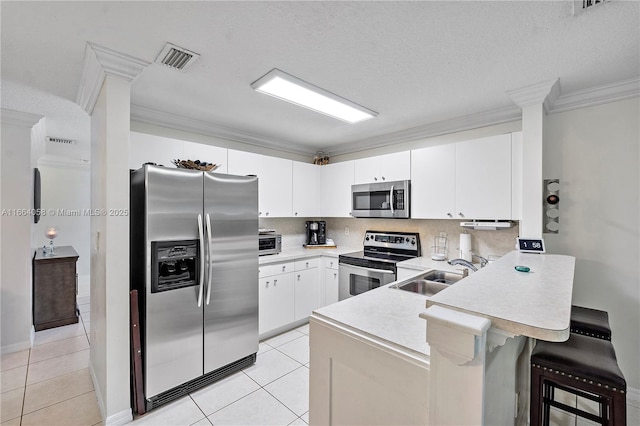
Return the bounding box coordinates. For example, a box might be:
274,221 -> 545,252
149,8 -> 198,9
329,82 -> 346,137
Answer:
420,270 -> 465,285
391,270 -> 466,296
395,279 -> 449,296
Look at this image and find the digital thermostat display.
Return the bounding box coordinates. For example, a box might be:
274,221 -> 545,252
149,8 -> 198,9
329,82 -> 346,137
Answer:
517,238 -> 545,253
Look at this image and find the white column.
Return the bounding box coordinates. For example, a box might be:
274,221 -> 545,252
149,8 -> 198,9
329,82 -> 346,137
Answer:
76,42 -> 149,425
507,79 -> 560,238
420,306 -> 491,425
0,110 -> 44,353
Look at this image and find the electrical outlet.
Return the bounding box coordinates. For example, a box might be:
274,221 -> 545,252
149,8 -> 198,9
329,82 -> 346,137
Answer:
344,226 -> 350,236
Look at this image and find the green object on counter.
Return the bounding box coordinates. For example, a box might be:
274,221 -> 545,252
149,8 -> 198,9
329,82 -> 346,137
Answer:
515,265 -> 531,273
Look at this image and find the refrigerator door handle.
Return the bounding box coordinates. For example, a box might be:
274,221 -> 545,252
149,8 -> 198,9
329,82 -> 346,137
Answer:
205,213 -> 213,305
197,214 -> 205,307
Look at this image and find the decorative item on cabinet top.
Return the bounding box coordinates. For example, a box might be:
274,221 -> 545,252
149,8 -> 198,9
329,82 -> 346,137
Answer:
172,159 -> 220,171
313,152 -> 330,165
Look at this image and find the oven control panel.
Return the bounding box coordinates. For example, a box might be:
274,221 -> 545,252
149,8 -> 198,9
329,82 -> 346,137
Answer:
364,231 -> 419,252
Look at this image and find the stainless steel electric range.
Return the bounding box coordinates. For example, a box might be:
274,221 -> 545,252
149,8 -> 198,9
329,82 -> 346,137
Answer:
338,230 -> 421,300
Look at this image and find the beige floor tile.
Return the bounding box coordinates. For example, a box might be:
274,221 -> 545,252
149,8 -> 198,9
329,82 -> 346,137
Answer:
33,323 -> 86,346
26,349 -> 89,386
0,387 -> 24,423
21,391 -> 101,426
29,335 -> 90,364
23,368 -> 94,414
0,366 -> 27,393
1,350 -> 30,372
0,416 -> 21,426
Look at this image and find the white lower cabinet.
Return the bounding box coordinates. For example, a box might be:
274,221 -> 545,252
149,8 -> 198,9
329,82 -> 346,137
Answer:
260,257 -> 340,336
258,262 -> 294,335
294,266 -> 319,321
322,257 -> 339,306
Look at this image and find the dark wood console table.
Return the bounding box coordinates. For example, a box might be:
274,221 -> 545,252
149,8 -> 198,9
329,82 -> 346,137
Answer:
33,245 -> 79,331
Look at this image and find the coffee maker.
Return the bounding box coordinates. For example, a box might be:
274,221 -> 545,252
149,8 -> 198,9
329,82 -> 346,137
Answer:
305,221 -> 326,246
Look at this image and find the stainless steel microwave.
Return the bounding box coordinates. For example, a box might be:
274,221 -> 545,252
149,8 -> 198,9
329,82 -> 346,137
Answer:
258,233 -> 281,256
351,180 -> 410,219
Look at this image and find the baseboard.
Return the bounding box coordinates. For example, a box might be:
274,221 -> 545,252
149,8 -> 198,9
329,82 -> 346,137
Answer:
104,408 -> 133,426
628,386 -> 640,408
89,361 -> 133,426
89,362 -> 105,420
0,339 -> 32,355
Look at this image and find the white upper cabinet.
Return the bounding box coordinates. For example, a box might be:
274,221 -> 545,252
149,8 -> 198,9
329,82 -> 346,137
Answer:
130,132 -> 183,170
411,134 -> 513,220
455,134 -> 512,220
228,149 -> 293,217
320,161 -> 355,217
411,144 -> 456,219
292,161 -> 321,218
182,141 -> 228,174
130,132 -> 229,173
510,131 -> 523,220
354,151 -> 411,184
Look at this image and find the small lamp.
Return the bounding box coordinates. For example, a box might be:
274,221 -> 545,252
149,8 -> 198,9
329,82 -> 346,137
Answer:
45,226 -> 58,255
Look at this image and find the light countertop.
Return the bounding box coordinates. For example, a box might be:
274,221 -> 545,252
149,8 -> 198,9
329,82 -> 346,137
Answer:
312,273 -> 433,360
259,246 -> 358,264
426,250 -> 575,342
311,250 -> 575,361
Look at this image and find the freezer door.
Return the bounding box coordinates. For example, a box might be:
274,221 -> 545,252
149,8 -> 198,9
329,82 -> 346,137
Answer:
203,172 -> 259,373
144,166 -> 204,398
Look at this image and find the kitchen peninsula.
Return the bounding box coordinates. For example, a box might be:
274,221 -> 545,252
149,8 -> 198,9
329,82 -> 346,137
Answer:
309,250 -> 575,425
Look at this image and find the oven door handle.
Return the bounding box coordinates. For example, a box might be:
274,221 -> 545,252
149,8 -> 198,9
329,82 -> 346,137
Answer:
340,263 -> 395,274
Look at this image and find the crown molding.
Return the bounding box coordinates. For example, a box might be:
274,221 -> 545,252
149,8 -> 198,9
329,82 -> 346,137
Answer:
550,77 -> 640,114
130,77 -> 637,158
506,78 -> 560,112
130,104 -> 317,157
76,43 -> 150,115
1,109 -> 44,128
324,105 -> 522,156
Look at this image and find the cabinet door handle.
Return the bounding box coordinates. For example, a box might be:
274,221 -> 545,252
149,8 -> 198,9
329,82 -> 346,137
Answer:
273,279 -> 277,286
374,177 -> 378,181
447,212 -> 453,218
458,212 -> 464,217
266,280 -> 270,288
305,262 -> 309,268
381,176 -> 386,181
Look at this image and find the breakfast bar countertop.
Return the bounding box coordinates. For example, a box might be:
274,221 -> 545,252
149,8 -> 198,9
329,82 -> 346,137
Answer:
426,250 -> 576,342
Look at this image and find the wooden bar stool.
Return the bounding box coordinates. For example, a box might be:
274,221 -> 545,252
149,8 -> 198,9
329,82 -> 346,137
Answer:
570,305 -> 612,340
530,333 -> 626,425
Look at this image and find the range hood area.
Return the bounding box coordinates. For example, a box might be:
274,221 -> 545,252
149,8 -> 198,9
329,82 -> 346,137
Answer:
459,221 -> 515,231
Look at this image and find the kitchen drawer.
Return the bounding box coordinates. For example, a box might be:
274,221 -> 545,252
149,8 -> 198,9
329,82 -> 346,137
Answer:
295,258 -> 319,271
323,257 -> 338,270
259,261 -> 295,278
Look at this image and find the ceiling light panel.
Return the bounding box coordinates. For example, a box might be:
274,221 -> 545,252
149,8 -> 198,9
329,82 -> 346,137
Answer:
251,69 -> 377,124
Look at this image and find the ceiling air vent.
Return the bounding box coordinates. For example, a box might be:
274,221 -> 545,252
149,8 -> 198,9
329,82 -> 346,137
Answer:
155,43 -> 200,71
47,136 -> 76,145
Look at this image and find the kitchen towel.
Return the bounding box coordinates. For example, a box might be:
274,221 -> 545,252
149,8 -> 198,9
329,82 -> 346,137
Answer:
459,233 -> 472,262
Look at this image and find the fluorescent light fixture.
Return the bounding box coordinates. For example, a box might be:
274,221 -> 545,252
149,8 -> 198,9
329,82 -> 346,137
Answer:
251,68 -> 377,124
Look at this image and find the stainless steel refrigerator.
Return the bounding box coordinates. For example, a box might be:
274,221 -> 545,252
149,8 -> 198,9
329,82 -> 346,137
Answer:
130,165 -> 258,410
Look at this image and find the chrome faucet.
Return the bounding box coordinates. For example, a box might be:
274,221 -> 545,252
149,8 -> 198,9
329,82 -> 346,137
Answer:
447,258 -> 478,273
470,252 -> 488,268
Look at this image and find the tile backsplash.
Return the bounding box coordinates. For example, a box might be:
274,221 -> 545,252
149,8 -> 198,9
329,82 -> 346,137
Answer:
260,217 -> 519,260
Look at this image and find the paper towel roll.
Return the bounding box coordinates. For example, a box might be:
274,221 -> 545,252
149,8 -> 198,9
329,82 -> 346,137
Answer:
459,233 -> 472,262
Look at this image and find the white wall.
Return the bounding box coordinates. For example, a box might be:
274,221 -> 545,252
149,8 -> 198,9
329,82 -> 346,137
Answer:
1,110 -> 43,354
89,75 -> 132,423
544,97 -> 640,390
34,163 -> 91,294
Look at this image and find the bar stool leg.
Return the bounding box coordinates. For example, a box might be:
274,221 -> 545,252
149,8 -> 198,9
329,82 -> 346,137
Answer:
530,366 -> 542,426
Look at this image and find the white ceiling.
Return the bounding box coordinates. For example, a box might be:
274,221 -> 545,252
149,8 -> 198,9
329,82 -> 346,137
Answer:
1,1 -> 639,160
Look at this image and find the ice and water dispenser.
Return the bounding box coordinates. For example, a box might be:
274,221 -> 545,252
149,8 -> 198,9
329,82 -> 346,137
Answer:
151,240 -> 199,293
